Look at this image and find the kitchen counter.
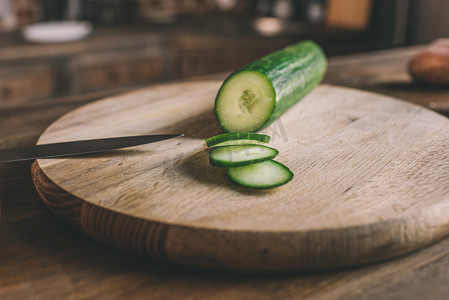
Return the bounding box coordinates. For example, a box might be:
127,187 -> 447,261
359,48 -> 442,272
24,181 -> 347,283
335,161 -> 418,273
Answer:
1,46 -> 449,299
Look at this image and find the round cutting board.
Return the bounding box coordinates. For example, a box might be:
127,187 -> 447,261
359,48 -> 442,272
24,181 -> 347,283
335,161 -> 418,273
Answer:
32,81 -> 449,272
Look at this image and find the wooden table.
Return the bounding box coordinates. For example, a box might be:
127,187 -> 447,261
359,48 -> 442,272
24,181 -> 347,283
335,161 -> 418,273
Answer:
1,46 -> 449,299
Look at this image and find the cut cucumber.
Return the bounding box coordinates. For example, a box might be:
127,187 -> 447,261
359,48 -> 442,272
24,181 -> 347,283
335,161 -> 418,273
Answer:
215,40 -> 327,132
209,144 -> 278,168
227,160 -> 293,189
206,132 -> 270,147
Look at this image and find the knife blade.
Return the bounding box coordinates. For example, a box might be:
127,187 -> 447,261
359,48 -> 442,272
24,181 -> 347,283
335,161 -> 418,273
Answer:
0,134 -> 183,163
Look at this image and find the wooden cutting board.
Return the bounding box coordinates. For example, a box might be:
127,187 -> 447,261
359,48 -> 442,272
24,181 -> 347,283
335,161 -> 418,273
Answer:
32,80 -> 449,272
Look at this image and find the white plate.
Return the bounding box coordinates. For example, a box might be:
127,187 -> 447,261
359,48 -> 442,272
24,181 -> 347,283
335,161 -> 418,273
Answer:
22,21 -> 92,43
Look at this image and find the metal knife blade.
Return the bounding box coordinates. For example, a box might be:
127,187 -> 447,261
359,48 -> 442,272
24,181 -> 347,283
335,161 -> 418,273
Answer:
0,134 -> 183,163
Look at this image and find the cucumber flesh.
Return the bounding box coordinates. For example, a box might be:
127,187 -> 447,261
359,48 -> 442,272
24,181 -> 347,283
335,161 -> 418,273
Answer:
215,71 -> 276,132
209,145 -> 278,168
206,132 -> 270,147
227,160 -> 293,189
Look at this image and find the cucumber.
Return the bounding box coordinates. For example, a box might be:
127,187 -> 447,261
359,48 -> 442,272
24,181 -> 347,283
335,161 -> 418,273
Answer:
205,133 -> 293,189
215,40 -> 327,132
209,144 -> 278,168
205,132 -> 270,147
227,160 -> 293,189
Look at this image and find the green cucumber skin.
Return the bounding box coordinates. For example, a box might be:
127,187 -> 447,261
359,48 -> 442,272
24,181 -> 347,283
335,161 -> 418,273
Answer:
215,40 -> 327,132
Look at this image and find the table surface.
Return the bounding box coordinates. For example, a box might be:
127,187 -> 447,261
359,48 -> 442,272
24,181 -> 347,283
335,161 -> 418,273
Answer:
2,45 -> 449,299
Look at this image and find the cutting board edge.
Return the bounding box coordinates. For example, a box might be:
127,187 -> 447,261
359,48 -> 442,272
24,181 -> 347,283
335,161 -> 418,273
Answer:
31,159 -> 449,272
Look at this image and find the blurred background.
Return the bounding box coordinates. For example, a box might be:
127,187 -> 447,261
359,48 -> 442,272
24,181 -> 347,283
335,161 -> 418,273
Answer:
0,0 -> 448,104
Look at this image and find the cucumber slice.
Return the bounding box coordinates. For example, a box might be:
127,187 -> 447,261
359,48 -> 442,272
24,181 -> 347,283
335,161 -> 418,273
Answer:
227,160 -> 293,189
205,132 -> 270,147
209,145 -> 278,168
215,40 -> 327,132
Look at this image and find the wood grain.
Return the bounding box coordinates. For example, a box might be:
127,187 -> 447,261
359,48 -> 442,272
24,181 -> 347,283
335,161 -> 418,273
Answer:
31,80 -> 449,272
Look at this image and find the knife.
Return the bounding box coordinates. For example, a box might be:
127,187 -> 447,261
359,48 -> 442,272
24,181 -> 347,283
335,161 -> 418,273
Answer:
0,134 -> 183,163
